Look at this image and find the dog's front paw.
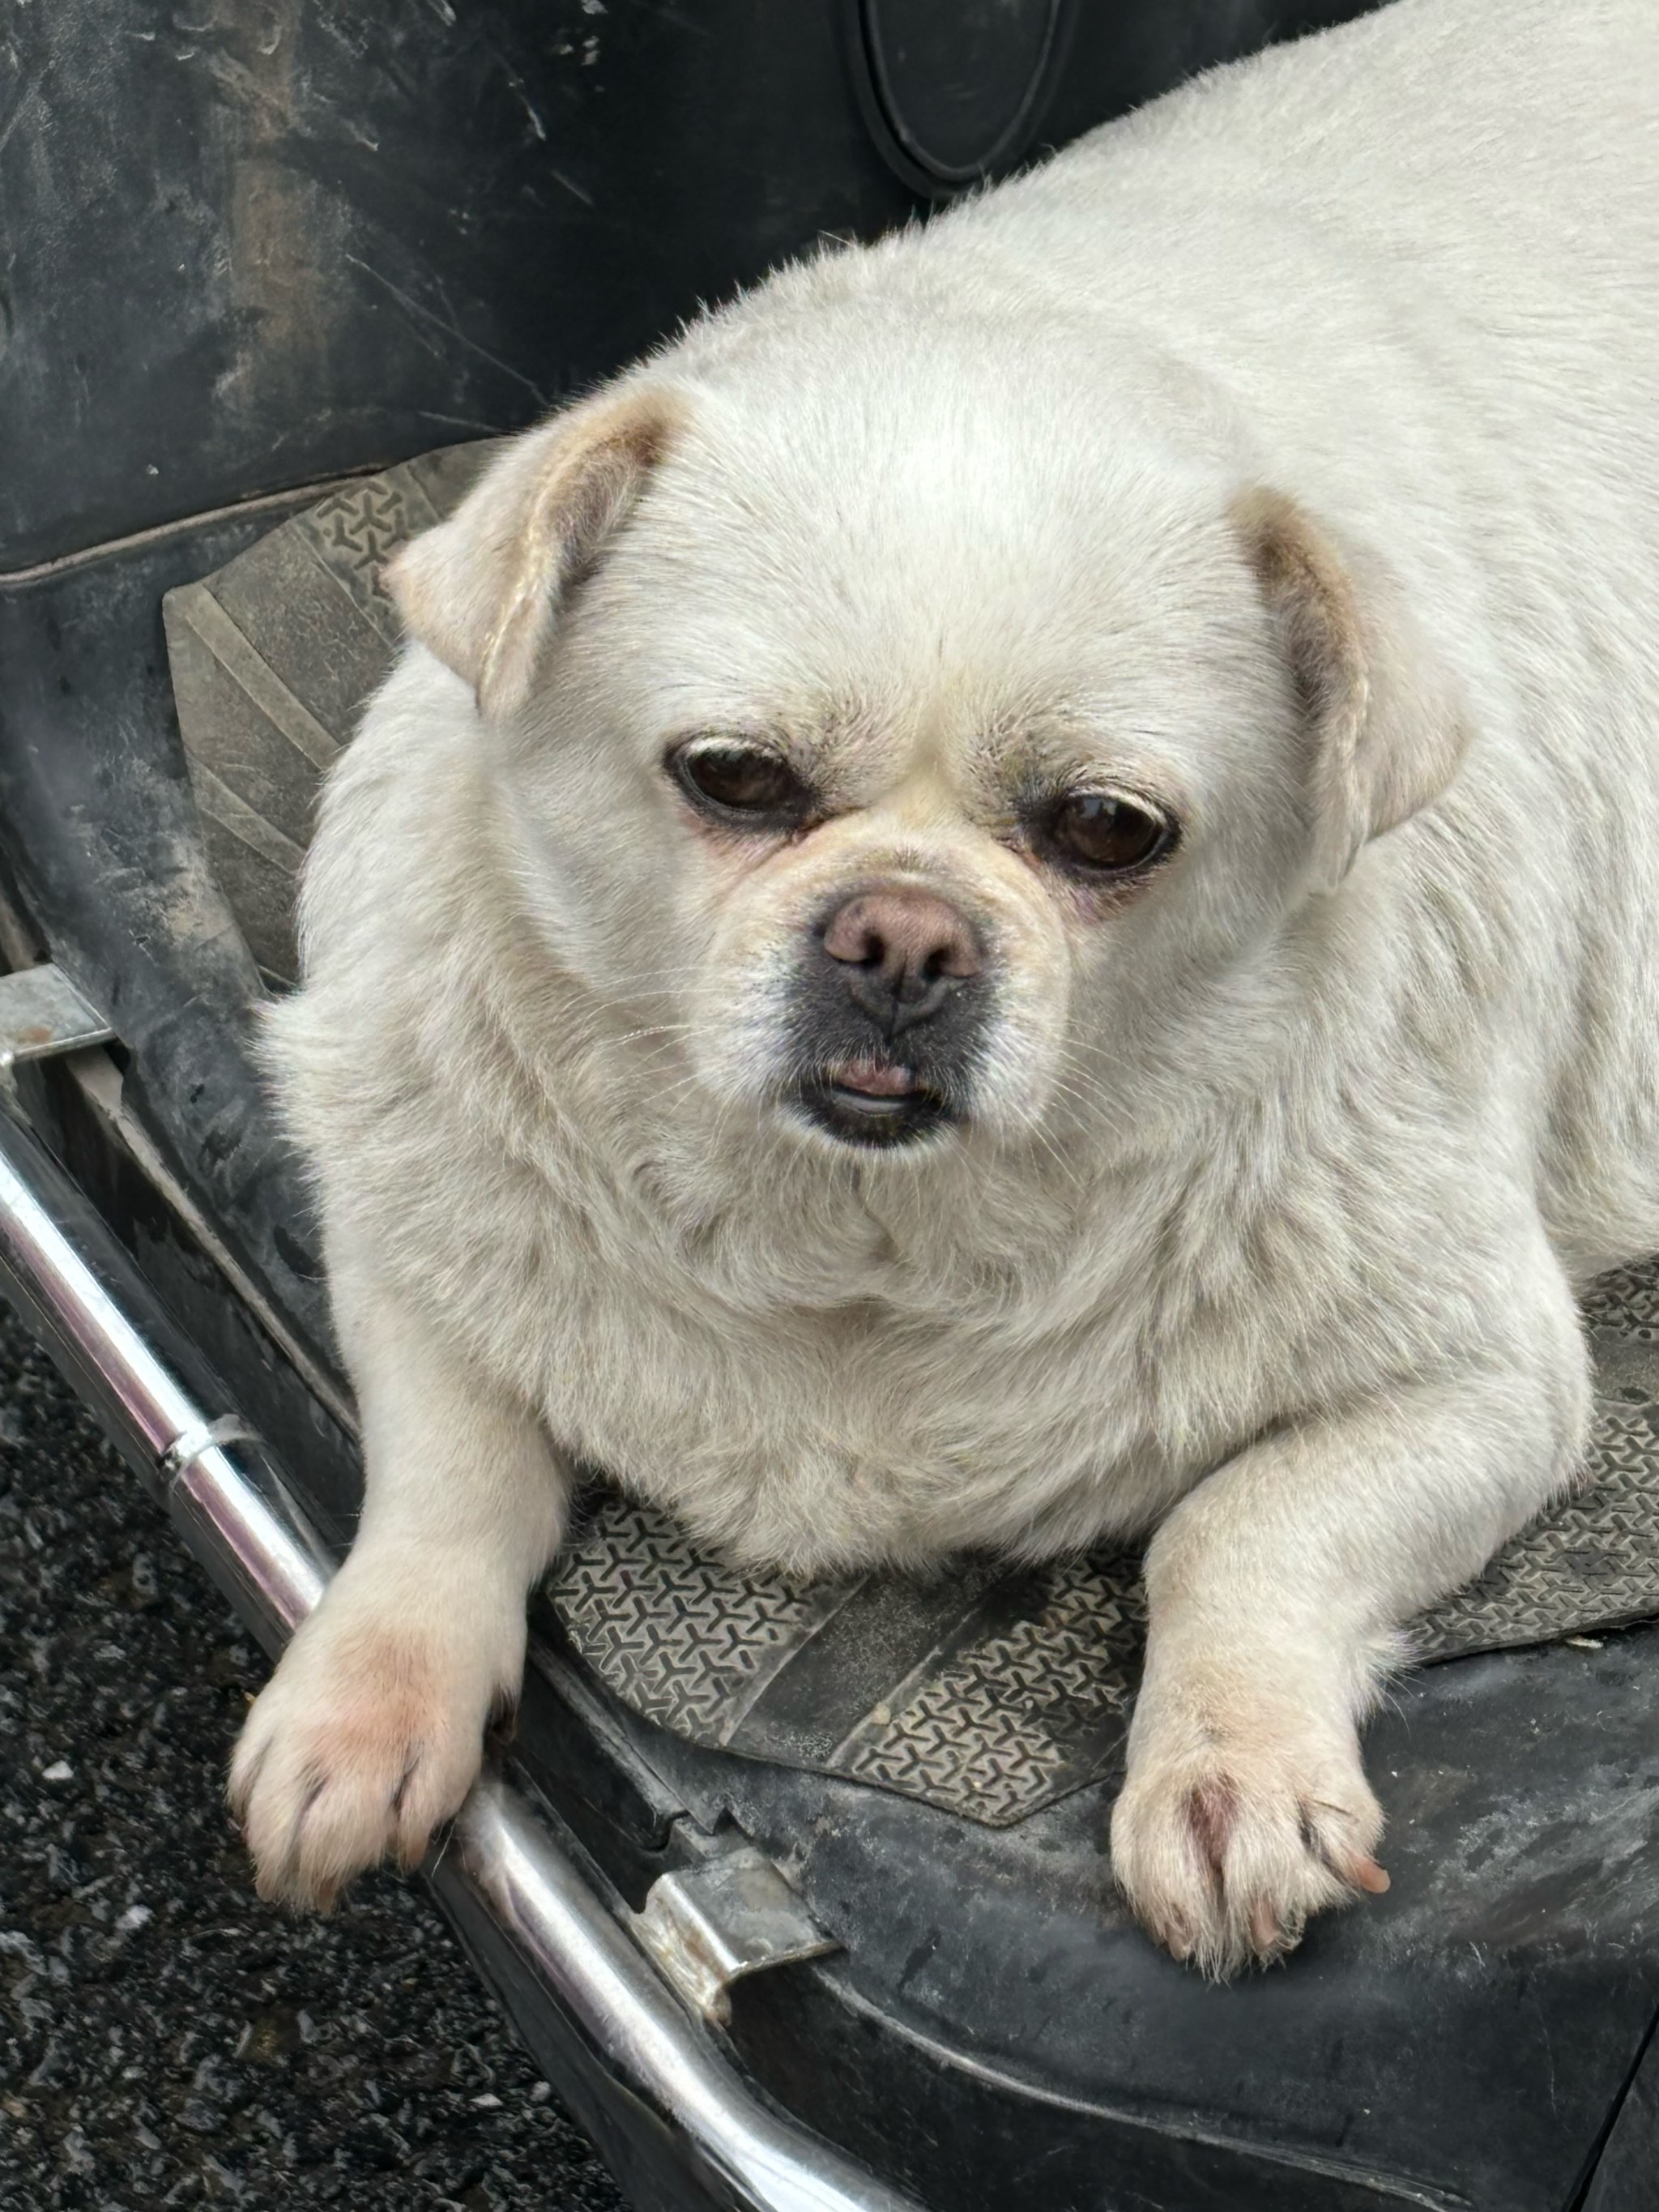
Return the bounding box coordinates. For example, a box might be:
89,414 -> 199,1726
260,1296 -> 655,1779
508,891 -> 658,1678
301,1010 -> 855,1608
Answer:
228,1571 -> 519,1911
1109,1691 -> 1388,1979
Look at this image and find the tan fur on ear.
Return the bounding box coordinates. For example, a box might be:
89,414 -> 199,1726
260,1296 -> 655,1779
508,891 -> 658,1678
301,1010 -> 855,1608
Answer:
386,386 -> 681,721
1233,488 -> 1468,890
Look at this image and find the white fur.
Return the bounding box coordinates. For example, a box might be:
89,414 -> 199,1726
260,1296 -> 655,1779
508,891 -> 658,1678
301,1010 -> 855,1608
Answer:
230,0 -> 1659,1977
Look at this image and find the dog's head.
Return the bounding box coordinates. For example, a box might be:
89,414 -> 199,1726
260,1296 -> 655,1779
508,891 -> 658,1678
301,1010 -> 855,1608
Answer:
388,321 -> 1465,1160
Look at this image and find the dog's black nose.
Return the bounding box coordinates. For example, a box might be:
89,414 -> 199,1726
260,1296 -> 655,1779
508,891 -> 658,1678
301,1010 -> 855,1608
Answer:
820,887 -> 983,1033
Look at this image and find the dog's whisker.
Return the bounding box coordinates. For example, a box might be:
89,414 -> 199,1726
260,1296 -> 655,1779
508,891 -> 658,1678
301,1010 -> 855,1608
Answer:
611,1023 -> 697,1048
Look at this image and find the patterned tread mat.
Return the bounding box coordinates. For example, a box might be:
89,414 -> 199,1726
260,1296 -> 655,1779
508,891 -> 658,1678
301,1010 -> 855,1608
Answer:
164,442 -> 502,987
168,448 -> 1659,1830
544,1282 -> 1659,1829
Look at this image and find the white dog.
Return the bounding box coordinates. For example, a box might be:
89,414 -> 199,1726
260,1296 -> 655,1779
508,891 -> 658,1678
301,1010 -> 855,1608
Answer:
230,0 -> 1659,1977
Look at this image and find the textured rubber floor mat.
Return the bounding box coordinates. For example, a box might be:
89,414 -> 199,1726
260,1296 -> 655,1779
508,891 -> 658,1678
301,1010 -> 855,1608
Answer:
544,1279 -> 1659,1826
164,442 -> 502,986
168,447 -> 1659,1828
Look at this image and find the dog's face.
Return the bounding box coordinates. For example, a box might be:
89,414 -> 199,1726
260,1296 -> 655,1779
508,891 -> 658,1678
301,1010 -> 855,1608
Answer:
390,327 -> 1463,1160
560,427 -> 1290,1158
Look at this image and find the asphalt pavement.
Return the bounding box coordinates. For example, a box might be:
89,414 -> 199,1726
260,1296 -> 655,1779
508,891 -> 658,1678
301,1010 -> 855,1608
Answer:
0,1294 -> 628,2210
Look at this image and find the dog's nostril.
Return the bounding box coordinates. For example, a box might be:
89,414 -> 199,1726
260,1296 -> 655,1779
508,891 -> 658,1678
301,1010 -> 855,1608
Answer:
835,918 -> 888,971
821,889 -> 983,988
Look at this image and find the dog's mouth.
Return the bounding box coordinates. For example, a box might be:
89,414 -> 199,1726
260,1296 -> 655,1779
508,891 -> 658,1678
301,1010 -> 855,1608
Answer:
795,1057 -> 959,1147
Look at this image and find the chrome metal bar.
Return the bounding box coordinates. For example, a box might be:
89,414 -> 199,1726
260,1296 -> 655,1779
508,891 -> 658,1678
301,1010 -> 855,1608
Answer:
168,1441 -> 331,1656
0,1113 -> 202,1459
0,1100 -> 917,2212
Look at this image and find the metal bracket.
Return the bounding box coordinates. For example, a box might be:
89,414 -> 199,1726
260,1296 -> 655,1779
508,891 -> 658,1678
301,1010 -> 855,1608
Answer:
0,964 -> 115,1074
160,1412 -> 266,1480
632,1837 -> 840,2025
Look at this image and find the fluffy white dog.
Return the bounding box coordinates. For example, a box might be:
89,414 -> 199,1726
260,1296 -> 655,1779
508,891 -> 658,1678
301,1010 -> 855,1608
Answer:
230,0 -> 1659,1976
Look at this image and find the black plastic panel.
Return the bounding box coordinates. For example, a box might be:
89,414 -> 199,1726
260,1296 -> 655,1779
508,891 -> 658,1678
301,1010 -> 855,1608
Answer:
0,0 -> 919,570
849,0 -> 1081,190
0,507 -> 335,1363
642,1630 -> 1659,2212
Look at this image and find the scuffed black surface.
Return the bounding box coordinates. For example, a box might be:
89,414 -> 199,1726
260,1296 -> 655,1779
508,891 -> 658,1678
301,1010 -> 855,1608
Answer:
602,1613 -> 1659,2211
0,502 -> 341,1381
0,1297 -> 626,2210
0,0 -> 923,570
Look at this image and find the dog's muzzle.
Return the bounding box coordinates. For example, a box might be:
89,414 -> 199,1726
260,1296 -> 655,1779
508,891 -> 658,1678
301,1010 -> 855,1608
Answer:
787,886 -> 990,1147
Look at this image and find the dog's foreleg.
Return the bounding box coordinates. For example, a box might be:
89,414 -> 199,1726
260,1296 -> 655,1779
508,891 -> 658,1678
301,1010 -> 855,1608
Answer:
229,1275 -> 567,1909
1111,1313 -> 1588,1977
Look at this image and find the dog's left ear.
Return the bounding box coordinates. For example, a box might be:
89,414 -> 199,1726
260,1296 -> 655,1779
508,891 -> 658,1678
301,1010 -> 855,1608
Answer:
1233,488 -> 1468,891
386,385 -> 682,722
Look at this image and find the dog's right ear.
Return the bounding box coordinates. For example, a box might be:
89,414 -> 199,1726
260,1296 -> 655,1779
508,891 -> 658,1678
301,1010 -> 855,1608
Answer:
386,386 -> 681,722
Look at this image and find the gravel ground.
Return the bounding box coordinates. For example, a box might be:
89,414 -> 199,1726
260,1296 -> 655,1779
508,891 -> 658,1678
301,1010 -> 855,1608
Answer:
0,1296 -> 629,2211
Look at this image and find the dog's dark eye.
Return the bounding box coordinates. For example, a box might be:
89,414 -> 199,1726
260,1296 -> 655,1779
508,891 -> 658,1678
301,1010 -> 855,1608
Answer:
1040,791 -> 1173,876
671,742 -> 812,825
